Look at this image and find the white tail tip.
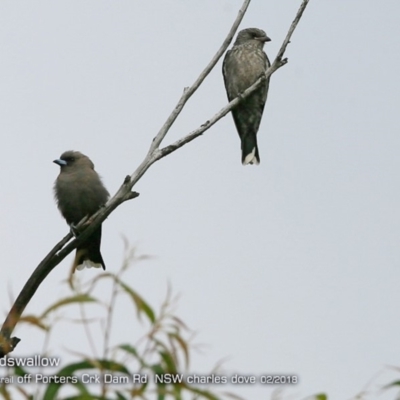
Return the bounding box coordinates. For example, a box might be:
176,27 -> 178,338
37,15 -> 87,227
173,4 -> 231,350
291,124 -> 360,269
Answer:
242,147 -> 260,165
76,260 -> 103,271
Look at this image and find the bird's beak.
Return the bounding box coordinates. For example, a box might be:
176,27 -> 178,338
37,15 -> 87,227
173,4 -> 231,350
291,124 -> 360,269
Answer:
53,159 -> 67,166
256,35 -> 271,43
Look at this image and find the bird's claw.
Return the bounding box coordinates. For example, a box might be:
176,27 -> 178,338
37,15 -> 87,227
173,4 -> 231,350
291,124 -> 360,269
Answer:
69,224 -> 79,238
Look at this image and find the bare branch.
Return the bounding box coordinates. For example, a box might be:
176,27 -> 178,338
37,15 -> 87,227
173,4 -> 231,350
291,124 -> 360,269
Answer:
156,0 -> 311,159
148,0 -> 251,153
0,178 -> 139,354
275,0 -> 310,62
0,0 -> 311,355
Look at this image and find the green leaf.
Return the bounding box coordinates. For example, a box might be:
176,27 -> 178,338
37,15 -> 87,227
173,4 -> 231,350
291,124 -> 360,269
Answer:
172,382 -> 182,400
151,364 -> 165,376
168,333 -> 189,369
43,380 -> 90,400
13,365 -> 29,377
129,381 -> 148,397
94,274 -> 156,323
160,351 -> 177,373
87,359 -> 131,374
118,344 -> 147,368
57,394 -> 96,400
41,294 -> 98,318
0,384 -> 12,400
14,386 -> 33,400
118,281 -> 155,323
118,344 -> 139,357
116,391 -> 128,400
384,380 -> 400,388
42,359 -> 131,400
18,315 -> 48,331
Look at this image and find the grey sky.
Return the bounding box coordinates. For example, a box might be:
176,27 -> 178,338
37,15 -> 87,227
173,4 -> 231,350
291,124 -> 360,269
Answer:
0,0 -> 399,399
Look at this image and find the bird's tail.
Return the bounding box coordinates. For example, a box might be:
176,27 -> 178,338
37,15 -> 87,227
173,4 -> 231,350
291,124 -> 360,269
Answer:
72,227 -> 106,272
242,135 -> 260,165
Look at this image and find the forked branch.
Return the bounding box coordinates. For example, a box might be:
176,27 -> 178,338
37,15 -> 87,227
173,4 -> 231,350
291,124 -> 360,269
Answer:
0,0 -> 311,356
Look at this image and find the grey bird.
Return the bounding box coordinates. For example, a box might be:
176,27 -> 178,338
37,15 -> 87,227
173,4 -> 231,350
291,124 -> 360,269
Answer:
53,151 -> 110,271
223,27 -> 271,165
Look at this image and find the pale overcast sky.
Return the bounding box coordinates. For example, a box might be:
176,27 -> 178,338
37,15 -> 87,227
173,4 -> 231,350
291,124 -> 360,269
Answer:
0,1 -> 400,399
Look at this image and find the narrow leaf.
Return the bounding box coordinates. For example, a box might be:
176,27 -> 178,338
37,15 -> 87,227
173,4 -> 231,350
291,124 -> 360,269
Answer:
41,295 -> 98,318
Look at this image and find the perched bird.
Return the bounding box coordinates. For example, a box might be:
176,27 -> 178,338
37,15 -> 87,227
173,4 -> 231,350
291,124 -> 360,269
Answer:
53,151 -> 110,271
223,27 -> 271,165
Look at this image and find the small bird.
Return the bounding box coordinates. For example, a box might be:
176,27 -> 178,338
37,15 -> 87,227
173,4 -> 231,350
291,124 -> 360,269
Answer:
53,151 -> 110,271
223,27 -> 271,165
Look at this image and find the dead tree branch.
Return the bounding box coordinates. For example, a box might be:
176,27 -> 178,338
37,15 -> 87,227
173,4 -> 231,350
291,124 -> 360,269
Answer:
0,0 -> 311,356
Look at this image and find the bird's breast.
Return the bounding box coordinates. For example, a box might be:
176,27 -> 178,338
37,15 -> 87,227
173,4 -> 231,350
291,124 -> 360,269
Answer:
225,48 -> 267,95
55,172 -> 108,225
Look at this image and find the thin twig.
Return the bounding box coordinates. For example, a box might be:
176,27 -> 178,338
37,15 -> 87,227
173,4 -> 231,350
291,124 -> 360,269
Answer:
74,276 -> 99,362
101,263 -> 126,395
275,0 -> 310,62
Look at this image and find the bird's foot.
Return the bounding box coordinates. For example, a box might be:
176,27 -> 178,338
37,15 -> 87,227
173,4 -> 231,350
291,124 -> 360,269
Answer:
69,224 -> 79,238
70,215 -> 90,236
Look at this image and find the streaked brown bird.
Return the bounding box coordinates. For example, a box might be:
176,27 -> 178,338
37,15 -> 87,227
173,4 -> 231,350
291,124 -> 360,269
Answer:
222,27 -> 271,165
53,151 -> 110,271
